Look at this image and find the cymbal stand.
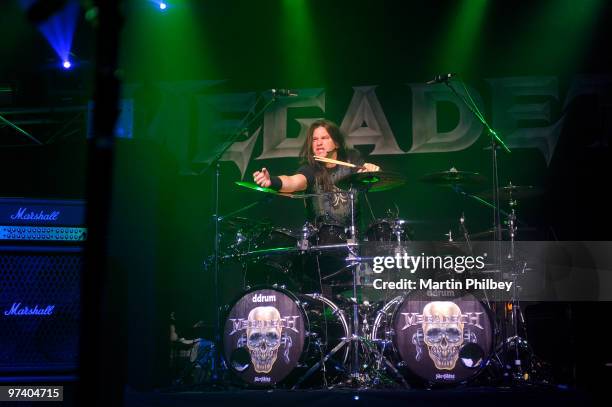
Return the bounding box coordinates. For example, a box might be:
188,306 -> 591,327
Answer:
294,188 -> 400,388
345,189 -> 407,386
506,187 -> 518,261
459,212 -> 473,255
498,260 -> 531,383
502,194 -> 532,382
347,188 -> 361,381
291,189 -> 362,388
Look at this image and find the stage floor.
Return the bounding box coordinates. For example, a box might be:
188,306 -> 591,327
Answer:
123,386 -> 596,407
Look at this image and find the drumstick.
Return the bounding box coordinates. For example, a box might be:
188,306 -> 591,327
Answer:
314,155 -> 362,168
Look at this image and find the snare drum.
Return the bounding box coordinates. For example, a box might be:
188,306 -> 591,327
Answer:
370,290 -> 493,385
223,286 -> 349,387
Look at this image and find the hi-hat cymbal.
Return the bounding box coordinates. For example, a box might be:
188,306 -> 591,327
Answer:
478,184 -> 542,200
420,167 -> 486,186
336,171 -> 406,192
470,226 -> 537,239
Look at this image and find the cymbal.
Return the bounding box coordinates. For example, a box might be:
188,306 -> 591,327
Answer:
336,171 -> 406,192
478,184 -> 542,200
470,226 -> 537,239
220,216 -> 270,230
420,167 -> 486,186
235,181 -> 286,195
235,181 -> 339,199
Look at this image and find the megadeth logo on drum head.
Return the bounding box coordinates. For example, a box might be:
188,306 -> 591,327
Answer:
393,293 -> 493,384
223,288 -> 305,386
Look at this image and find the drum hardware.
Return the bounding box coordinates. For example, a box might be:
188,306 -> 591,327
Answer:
443,77 -> 510,247
334,177 -> 411,387
291,295 -> 409,389
459,213 -> 473,255
365,217 -> 413,243
420,167 -> 487,186
292,178 -> 370,385
496,259 -> 533,383
477,183 -> 542,201
298,222 -> 317,251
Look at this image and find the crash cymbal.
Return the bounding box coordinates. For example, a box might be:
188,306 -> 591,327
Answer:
235,181 -> 339,199
235,181 -> 287,195
336,171 -> 406,192
478,184 -> 542,200
420,167 -> 486,186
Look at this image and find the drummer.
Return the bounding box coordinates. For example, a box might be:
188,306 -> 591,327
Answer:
252,119 -> 380,228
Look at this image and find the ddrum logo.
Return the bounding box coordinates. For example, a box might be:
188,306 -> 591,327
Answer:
252,293 -> 276,303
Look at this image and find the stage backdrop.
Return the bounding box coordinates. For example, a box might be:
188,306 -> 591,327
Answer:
113,0 -> 612,328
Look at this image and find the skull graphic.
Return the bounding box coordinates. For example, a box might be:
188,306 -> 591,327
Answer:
422,302 -> 464,370
246,306 -> 283,373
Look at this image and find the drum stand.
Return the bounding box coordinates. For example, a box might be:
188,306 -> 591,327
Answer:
292,189 -> 409,389
503,199 -> 533,382
493,196 -> 534,384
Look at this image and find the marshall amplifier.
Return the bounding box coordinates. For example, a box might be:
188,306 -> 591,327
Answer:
0,198 -> 86,375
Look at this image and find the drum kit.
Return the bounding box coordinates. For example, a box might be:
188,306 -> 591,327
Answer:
212,165 -> 545,390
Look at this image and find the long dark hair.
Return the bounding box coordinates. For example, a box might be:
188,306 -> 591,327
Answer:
300,119 -> 348,191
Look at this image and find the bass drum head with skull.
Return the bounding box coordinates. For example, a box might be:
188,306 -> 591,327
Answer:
222,287 -> 306,386
392,291 -> 493,385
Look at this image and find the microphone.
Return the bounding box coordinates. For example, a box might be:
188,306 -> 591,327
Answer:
425,73 -> 456,85
270,88 -> 298,97
325,147 -> 337,158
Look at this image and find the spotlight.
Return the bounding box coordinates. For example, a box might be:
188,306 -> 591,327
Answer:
159,2 -> 167,10
62,60 -> 72,69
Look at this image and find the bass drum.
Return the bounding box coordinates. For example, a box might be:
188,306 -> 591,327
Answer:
370,291 -> 493,386
222,286 -> 349,387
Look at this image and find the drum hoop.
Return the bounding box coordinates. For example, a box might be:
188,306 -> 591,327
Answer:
377,291 -> 496,385
222,285 -> 352,384
302,293 -> 350,364
220,285 -> 309,387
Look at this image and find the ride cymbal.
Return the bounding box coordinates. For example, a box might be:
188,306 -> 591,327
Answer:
336,171 -> 406,192
478,183 -> 542,200
420,167 -> 486,186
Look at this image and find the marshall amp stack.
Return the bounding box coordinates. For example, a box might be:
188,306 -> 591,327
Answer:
0,198 -> 86,378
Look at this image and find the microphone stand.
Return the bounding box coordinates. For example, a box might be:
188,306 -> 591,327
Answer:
444,77 -> 516,382
444,77 -> 510,251
198,90 -> 282,383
